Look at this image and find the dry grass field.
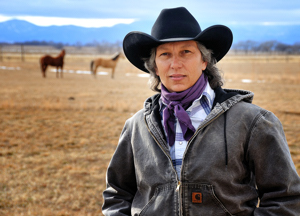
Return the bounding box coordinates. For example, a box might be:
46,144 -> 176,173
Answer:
0,52 -> 300,215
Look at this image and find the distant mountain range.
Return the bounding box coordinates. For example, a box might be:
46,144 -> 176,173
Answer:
0,19 -> 299,45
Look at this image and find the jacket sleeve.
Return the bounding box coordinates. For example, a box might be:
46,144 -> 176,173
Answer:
247,110 -> 300,215
102,121 -> 137,216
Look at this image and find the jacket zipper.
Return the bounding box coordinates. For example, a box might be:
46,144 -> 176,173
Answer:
178,109 -> 225,214
144,116 -> 182,216
181,110 -> 225,173
144,108 -> 224,216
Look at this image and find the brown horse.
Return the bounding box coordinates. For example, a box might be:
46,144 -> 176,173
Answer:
40,49 -> 66,78
90,52 -> 123,79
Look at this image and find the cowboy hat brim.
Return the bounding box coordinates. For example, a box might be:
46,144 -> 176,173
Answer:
123,25 -> 233,73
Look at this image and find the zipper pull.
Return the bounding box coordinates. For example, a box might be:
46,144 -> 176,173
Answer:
176,181 -> 181,192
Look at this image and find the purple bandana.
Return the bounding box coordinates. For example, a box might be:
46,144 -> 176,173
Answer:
161,74 -> 208,146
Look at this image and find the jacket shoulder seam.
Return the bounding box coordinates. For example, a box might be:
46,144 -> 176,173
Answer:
244,109 -> 269,159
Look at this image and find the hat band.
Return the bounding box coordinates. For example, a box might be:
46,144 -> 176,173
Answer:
159,37 -> 195,42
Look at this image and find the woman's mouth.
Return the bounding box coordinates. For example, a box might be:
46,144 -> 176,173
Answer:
170,74 -> 185,81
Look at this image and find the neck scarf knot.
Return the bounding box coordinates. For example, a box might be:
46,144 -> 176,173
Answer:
161,74 -> 208,147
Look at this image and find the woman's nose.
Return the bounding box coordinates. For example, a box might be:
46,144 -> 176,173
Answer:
170,55 -> 182,69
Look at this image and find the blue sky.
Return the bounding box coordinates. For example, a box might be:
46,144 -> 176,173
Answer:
0,0 -> 300,28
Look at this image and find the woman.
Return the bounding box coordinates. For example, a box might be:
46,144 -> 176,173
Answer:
102,7 -> 300,216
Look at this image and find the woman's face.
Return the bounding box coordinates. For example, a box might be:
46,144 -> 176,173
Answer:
155,40 -> 207,92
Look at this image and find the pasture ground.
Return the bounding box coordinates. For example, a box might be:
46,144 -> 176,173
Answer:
0,53 -> 300,215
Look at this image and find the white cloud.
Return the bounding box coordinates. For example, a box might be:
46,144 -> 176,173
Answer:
0,15 -> 11,22
0,15 -> 136,28
260,21 -> 300,26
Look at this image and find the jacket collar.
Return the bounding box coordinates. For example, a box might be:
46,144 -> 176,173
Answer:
145,87 -> 254,114
212,87 -> 254,111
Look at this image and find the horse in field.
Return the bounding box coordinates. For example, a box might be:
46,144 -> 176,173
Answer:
90,52 -> 123,79
40,49 -> 66,78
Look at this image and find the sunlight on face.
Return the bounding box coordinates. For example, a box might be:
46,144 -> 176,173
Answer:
155,41 -> 207,92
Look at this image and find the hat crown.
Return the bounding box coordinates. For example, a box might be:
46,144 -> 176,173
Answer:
151,7 -> 201,40
123,7 -> 233,73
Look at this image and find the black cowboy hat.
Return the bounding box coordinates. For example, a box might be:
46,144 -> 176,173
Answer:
123,7 -> 233,73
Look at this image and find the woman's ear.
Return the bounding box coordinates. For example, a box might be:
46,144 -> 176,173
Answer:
202,61 -> 208,71
155,67 -> 159,76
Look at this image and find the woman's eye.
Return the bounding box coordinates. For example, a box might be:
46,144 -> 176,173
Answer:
183,50 -> 191,54
160,52 -> 169,56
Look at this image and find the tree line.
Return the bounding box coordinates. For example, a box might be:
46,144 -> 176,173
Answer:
232,40 -> 300,54
1,40 -> 300,54
0,40 -> 123,54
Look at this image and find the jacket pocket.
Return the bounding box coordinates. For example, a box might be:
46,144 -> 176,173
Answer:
183,183 -> 234,216
134,183 -> 178,216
